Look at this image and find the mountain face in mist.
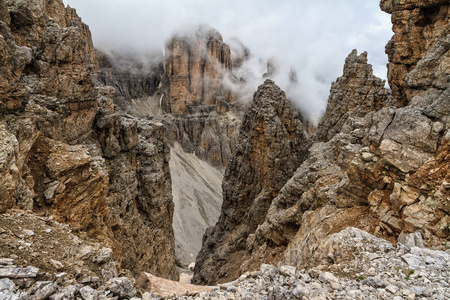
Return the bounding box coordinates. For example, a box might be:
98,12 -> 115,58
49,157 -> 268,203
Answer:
193,0 -> 449,285
162,26 -> 236,115
96,49 -> 164,115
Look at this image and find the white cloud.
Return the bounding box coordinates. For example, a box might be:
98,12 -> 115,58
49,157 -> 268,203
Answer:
65,0 -> 392,118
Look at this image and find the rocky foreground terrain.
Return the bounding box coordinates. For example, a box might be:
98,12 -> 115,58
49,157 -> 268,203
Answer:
0,0 -> 449,299
1,224 -> 449,299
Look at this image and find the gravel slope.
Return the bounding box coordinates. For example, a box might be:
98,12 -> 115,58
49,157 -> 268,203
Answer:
169,143 -> 223,265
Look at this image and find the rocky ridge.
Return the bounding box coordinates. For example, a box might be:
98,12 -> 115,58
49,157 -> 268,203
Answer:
159,228 -> 450,300
193,79 -> 311,285
0,0 -> 177,280
2,225 -> 449,299
317,50 -> 394,142
193,0 -> 449,286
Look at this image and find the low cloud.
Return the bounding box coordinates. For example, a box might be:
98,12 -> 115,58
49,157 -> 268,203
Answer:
65,0 -> 392,118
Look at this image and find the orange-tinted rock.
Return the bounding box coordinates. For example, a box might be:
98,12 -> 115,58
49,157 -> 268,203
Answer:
163,26 -> 235,115
0,0 -> 177,280
381,0 -> 449,106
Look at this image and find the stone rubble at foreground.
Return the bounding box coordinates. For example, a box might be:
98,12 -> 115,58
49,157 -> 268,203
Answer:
159,227 -> 450,300
158,228 -> 450,299
1,229 -> 449,299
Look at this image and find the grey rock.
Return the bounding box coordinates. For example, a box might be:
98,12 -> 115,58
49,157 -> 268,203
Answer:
93,248 -> 113,264
318,272 -> 339,284
260,264 -> 278,277
32,282 -> 58,300
106,277 -> 137,299
0,278 -> 16,293
80,286 -> 98,300
0,266 -> 39,278
279,265 -> 296,277
386,284 -> 398,294
49,285 -> 78,300
401,254 -> 425,269
0,260 -> 14,267
398,232 -> 424,250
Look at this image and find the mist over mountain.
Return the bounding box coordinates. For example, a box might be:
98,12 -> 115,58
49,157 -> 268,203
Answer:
64,0 -> 392,118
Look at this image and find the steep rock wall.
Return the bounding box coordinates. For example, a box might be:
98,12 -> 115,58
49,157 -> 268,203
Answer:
163,26 -> 235,115
381,0 -> 449,106
161,26 -> 244,167
0,0 -> 177,279
317,50 -> 393,142
193,80 -> 311,285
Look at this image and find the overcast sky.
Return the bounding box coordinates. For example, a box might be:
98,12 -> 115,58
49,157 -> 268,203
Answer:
64,0 -> 393,118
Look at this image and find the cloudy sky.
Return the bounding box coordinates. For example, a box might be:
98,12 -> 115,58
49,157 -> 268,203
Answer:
64,0 -> 393,118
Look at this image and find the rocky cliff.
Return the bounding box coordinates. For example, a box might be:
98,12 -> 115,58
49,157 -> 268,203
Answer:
317,50 -> 394,142
96,49 -> 164,117
94,26 -> 244,168
0,0 -> 177,280
161,26 -> 244,167
194,0 -> 449,285
193,79 -> 311,284
381,0 -> 449,106
162,26 -> 236,115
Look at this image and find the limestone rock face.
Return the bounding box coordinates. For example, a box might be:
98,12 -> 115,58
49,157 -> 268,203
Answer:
163,112 -> 241,167
317,50 -> 393,142
381,0 -> 449,106
94,91 -> 178,278
159,27 -> 243,167
0,0 -> 177,280
193,0 -> 449,284
193,80 -> 310,285
96,49 -> 164,115
163,26 -> 236,115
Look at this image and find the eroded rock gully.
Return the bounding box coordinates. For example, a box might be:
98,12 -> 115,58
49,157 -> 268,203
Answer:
194,0 -> 449,286
0,0 -> 177,281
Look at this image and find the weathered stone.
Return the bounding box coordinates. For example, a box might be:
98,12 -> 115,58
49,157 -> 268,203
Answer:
93,248 -> 113,264
193,80 -> 310,285
0,278 -> 16,293
0,266 -> 38,278
381,0 -> 450,106
106,277 -> 137,299
317,50 -> 393,142
163,25 -> 235,115
79,285 -> 98,300
32,282 -> 58,300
